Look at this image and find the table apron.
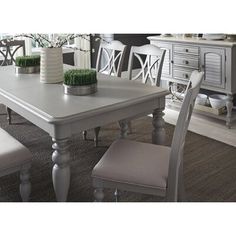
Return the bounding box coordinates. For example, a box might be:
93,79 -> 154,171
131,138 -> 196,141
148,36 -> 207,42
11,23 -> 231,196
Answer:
0,94 -> 165,139
51,97 -> 165,139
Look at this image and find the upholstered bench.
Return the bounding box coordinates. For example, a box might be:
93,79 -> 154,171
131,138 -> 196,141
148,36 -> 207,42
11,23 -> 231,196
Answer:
0,128 -> 32,201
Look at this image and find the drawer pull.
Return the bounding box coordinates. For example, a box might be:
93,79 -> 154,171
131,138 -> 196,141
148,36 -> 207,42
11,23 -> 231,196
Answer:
183,60 -> 189,65
185,49 -> 189,52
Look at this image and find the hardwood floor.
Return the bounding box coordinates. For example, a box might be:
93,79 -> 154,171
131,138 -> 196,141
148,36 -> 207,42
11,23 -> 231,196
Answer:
164,108 -> 236,147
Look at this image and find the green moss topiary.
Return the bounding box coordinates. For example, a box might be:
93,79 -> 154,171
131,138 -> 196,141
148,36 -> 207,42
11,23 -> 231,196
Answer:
15,55 -> 40,67
64,69 -> 97,86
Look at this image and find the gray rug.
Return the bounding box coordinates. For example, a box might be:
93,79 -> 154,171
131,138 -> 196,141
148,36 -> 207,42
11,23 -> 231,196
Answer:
0,104 -> 236,202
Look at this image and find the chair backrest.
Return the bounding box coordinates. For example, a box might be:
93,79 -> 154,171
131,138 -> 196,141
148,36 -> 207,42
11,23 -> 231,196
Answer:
127,44 -> 166,86
166,70 -> 204,201
96,40 -> 127,77
0,39 -> 26,66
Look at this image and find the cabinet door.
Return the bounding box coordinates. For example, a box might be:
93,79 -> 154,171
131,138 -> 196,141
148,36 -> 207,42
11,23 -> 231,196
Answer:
200,47 -> 225,89
151,42 -> 172,78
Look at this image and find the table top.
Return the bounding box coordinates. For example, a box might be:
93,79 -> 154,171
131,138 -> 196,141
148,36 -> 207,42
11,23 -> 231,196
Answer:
148,35 -> 236,47
0,66 -> 169,124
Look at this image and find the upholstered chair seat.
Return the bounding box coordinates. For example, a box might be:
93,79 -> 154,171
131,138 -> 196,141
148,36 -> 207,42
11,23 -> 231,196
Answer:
92,139 -> 170,195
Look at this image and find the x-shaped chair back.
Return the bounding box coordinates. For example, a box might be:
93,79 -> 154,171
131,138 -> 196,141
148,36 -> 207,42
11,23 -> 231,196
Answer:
0,40 -> 25,66
96,40 -> 127,77
127,44 -> 166,86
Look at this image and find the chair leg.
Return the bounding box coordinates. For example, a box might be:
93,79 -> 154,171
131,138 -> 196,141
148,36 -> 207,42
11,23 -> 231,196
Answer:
94,188 -> 104,202
114,189 -> 120,202
178,181 -> 186,202
127,121 -> 132,134
119,120 -> 129,139
6,106 -> 12,125
94,127 -> 101,147
19,165 -> 31,202
178,161 -> 186,202
82,130 -> 87,140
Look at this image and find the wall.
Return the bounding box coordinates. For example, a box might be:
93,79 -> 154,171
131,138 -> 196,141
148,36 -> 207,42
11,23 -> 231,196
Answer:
90,34 -> 159,70
113,34 -> 158,71
63,52 -> 74,65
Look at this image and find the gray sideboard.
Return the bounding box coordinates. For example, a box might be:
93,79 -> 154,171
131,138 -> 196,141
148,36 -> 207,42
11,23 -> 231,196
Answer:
148,36 -> 236,128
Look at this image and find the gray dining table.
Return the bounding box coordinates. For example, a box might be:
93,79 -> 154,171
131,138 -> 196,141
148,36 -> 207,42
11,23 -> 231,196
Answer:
0,65 -> 169,201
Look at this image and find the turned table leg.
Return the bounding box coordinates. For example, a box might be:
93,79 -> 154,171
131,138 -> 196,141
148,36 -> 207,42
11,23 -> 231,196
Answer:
152,107 -> 166,145
226,94 -> 233,129
52,138 -> 71,202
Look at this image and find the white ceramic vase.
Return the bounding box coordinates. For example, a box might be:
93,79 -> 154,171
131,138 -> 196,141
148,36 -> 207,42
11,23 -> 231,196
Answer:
40,47 -> 63,83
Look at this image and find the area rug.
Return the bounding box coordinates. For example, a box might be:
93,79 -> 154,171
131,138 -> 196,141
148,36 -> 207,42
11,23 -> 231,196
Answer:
164,107 -> 236,147
0,104 -> 236,202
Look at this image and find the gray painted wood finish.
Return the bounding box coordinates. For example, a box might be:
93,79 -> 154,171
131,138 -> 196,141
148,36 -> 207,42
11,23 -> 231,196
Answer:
0,40 -> 25,65
96,40 -> 127,77
0,65 -> 169,201
125,44 -> 166,137
92,71 -> 204,202
0,40 -> 26,124
127,44 -> 166,86
148,36 -> 236,127
91,40 -> 127,146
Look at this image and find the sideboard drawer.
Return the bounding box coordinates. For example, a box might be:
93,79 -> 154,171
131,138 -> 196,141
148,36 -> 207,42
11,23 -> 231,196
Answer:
173,68 -> 193,81
174,45 -> 199,55
173,55 -> 199,69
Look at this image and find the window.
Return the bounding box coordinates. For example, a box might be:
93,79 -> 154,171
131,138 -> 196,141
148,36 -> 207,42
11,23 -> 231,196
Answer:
0,33 -> 13,41
0,33 -> 76,51
31,34 -> 75,49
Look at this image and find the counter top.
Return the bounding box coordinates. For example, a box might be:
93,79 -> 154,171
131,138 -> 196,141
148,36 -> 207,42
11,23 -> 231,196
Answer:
147,35 -> 236,47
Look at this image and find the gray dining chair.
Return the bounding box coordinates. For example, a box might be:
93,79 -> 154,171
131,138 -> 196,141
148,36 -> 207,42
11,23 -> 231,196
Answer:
127,44 -> 166,86
96,40 -> 127,77
0,39 -> 26,125
0,128 -> 32,201
83,40 -> 127,147
123,44 -> 166,133
91,70 -> 204,202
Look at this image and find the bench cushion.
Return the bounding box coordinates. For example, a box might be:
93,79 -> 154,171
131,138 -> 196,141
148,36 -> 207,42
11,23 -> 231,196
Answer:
0,128 -> 31,172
